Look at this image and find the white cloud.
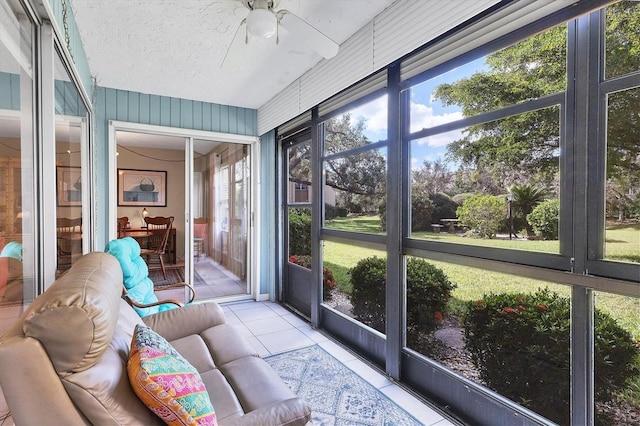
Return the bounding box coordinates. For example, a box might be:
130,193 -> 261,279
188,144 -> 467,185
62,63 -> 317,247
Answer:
409,101 -> 463,133
348,95 -> 388,133
415,129 -> 463,148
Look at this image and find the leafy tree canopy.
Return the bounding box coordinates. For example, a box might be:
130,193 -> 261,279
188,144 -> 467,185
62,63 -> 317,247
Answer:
433,2 -> 640,181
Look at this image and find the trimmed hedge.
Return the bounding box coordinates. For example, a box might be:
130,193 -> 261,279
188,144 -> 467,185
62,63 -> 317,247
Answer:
527,198 -> 559,240
288,210 -> 311,256
463,289 -> 640,425
350,257 -> 456,336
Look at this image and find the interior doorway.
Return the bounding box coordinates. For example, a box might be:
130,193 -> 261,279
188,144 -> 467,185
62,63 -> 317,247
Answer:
109,124 -> 256,304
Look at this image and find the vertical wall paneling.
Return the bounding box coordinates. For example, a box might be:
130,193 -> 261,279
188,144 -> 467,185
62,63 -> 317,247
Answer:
229,106 -> 238,134
0,73 -> 19,110
139,93 -> 150,124
160,96 -> 171,124
170,98 -> 181,127
193,101 -> 203,130
260,130 -> 276,297
115,89 -> 128,121
212,103 -> 221,131
202,102 -> 212,130
149,94 -> 161,125
180,99 -> 193,129
92,86 -> 258,250
220,105 -> 229,133
128,91 -> 139,123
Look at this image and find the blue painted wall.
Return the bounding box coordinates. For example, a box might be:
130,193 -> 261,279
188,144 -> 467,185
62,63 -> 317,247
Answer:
47,0 -> 93,100
259,130 -> 277,298
1,72 -> 84,116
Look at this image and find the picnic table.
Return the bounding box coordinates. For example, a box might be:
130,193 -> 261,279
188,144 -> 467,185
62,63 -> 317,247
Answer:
440,218 -> 460,233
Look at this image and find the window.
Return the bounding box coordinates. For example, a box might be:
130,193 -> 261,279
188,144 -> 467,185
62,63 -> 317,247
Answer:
0,0 -> 36,313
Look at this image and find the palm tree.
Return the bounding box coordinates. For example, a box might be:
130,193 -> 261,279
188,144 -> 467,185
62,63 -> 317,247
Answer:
510,184 -> 549,233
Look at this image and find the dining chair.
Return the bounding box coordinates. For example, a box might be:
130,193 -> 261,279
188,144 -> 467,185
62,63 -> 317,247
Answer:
140,216 -> 174,279
193,217 -> 208,261
117,216 -> 129,238
56,217 -> 82,273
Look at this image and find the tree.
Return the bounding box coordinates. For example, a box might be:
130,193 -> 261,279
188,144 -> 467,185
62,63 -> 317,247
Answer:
509,183 -> 549,233
286,114 -> 387,212
412,159 -> 453,195
324,114 -> 386,211
433,2 -> 640,185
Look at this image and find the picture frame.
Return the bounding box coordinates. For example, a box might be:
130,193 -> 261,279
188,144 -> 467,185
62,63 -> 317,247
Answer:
56,166 -> 82,206
118,169 -> 167,207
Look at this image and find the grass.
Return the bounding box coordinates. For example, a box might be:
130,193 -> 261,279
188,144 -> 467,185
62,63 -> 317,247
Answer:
321,219 -> 640,408
325,215 -> 385,234
321,216 -> 640,339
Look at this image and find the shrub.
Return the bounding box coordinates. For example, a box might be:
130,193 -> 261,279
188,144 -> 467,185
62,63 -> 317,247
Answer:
288,255 -> 337,300
429,192 -> 459,223
456,194 -> 506,238
379,194 -> 436,232
527,198 -> 559,240
288,211 -> 311,256
411,194 -> 435,231
350,257 -> 456,336
463,289 -> 640,425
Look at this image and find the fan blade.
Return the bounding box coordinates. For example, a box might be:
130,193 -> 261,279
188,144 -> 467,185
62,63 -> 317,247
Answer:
278,11 -> 339,59
221,19 -> 248,69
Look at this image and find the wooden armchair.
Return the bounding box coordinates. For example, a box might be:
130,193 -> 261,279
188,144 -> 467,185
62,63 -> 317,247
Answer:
141,216 -> 174,279
117,216 -> 129,238
56,217 -> 82,273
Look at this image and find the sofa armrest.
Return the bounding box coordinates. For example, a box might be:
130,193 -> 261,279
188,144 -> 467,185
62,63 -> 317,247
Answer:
0,336 -> 90,425
223,398 -> 311,426
142,302 -> 226,341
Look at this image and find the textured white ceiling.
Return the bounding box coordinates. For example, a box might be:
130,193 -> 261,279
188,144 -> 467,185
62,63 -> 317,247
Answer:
69,0 -> 397,110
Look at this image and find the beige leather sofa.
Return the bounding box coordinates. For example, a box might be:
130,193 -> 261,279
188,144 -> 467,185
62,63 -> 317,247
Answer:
0,252 -> 311,425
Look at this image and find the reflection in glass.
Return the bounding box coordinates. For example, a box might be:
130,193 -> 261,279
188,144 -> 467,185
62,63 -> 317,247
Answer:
605,1 -> 640,79
0,0 -> 34,311
409,258 -> 572,424
55,51 -> 88,276
323,95 -> 388,156
605,88 -> 640,264
409,106 -> 560,253
288,141 -> 311,204
322,241 -> 386,331
323,148 -> 386,233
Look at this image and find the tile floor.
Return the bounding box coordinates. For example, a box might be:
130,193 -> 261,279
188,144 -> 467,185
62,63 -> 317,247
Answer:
222,300 -> 459,426
0,299 -> 459,426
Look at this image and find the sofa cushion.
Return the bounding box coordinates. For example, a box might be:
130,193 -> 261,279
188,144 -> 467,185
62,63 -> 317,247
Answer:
22,252 -> 123,373
128,323 -> 218,426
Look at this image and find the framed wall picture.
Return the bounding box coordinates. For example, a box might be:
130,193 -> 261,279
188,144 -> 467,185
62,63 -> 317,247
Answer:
118,169 -> 167,207
56,166 -> 82,206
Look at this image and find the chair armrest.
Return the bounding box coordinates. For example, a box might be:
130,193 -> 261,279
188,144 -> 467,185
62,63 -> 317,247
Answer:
142,302 -> 226,341
122,282 -> 195,310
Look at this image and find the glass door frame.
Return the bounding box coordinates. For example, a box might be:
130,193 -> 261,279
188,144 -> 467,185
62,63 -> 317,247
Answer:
108,121 -> 259,302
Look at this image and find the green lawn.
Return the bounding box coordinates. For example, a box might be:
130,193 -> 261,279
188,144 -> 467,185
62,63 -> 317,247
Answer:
321,217 -> 640,339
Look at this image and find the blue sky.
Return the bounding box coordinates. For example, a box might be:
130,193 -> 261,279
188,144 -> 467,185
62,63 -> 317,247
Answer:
347,57 -> 488,171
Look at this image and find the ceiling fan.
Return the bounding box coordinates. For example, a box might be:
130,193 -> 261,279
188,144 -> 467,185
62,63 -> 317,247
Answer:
221,0 -> 340,69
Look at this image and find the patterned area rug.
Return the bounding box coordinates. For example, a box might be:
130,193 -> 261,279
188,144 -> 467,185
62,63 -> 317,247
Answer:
264,345 -> 422,426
